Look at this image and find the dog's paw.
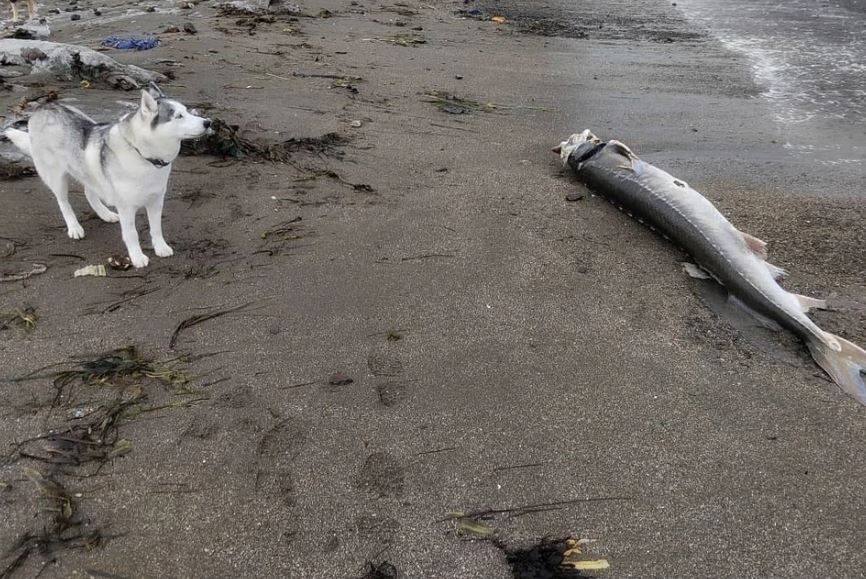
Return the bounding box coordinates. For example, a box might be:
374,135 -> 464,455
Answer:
130,253 -> 150,268
153,242 -> 174,258
100,211 -> 120,223
67,224 -> 85,239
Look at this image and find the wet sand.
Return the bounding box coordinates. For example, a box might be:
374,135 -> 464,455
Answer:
1,0 -> 865,577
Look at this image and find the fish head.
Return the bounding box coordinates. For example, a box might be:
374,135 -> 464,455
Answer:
552,130 -> 602,167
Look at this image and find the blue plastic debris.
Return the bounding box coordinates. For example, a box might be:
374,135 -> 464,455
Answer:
100,36 -> 160,50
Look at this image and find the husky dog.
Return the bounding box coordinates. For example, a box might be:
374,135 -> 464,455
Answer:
8,0 -> 37,21
4,87 -> 211,268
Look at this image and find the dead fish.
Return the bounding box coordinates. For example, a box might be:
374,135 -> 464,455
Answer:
555,129 -> 866,406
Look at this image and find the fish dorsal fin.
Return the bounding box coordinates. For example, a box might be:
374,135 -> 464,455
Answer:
738,230 -> 768,260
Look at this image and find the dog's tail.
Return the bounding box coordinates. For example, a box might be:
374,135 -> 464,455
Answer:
2,125 -> 32,157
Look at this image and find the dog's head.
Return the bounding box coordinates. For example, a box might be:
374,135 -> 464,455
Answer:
139,88 -> 211,141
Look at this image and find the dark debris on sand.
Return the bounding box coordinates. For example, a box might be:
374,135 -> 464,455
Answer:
1,469 -> 107,578
180,118 -> 351,162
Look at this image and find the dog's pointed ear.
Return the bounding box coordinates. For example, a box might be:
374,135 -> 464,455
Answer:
147,81 -> 166,99
140,90 -> 158,114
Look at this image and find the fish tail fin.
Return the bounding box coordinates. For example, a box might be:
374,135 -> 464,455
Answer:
3,128 -> 32,156
808,331 -> 866,406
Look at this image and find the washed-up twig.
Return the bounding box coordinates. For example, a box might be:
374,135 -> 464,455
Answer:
417,446 -> 457,456
48,253 -> 86,261
366,34 -> 426,46
264,71 -> 292,81
1,263 -> 47,282
291,71 -> 363,81
400,253 -> 455,262
455,496 -> 635,521
293,167 -> 374,191
429,122 -> 479,134
92,285 -> 159,315
169,302 -> 256,349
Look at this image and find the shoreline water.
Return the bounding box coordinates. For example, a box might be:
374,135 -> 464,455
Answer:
675,0 -> 866,166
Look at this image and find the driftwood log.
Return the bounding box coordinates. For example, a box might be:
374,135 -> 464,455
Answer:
0,39 -> 166,89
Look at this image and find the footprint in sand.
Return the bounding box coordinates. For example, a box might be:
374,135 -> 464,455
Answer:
368,349 -> 409,407
354,451 -> 405,498
255,417 -> 310,506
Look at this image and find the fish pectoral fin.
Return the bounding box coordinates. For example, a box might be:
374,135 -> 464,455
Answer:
738,230 -> 768,260
764,261 -> 787,280
682,262 -> 711,279
793,293 -> 827,313
727,294 -> 783,331
605,140 -> 640,171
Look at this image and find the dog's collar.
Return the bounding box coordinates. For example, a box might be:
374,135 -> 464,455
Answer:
132,143 -> 171,168
122,135 -> 171,168
142,154 -> 171,168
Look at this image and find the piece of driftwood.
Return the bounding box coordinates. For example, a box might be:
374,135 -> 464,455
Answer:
0,39 -> 166,89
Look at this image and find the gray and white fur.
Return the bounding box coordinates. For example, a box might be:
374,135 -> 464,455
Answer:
4,88 -> 211,268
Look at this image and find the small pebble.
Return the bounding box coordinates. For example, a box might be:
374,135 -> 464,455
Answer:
565,192 -> 584,202
350,120 -> 363,128
455,75 -> 463,79
93,8 -> 101,15
70,13 -> 81,20
183,22 -> 197,34
145,6 -> 155,12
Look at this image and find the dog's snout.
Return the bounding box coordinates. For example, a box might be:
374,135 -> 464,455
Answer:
203,119 -> 212,130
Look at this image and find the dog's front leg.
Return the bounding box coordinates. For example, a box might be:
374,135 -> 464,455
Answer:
118,206 -> 149,268
145,196 -> 173,258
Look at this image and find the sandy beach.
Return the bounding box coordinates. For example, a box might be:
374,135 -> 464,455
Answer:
1,0 -> 864,577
